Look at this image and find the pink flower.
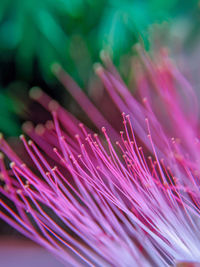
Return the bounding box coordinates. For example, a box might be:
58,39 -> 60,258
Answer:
1,47 -> 200,266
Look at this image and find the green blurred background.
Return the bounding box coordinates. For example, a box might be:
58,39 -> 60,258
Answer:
0,0 -> 199,136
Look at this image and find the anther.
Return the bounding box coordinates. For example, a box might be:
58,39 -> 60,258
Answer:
20,134 -> 25,141
28,140 -> 33,146
10,162 -> 16,168
29,87 -> 43,100
22,121 -> 33,133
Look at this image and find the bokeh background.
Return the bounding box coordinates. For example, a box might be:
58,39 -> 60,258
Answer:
0,0 -> 200,266
0,0 -> 200,136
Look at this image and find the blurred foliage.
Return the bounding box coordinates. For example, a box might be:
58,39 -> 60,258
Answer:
0,0 -> 199,135
0,86 -> 25,136
0,0 -> 199,80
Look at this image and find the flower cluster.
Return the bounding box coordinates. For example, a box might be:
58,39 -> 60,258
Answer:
1,47 -> 200,266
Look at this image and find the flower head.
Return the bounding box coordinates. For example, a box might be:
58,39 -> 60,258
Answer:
1,47 -> 200,266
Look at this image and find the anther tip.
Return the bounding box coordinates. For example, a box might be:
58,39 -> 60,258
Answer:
48,100 -> 59,112
51,63 -> 61,74
19,134 -> 25,140
99,50 -> 109,61
22,121 -> 34,133
93,63 -> 103,74
29,87 -> 42,100
28,140 -> 33,146
52,166 -> 57,171
10,162 -> 16,168
35,124 -> 45,136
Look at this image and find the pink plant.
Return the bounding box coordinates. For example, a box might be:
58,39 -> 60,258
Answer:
1,47 -> 200,266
